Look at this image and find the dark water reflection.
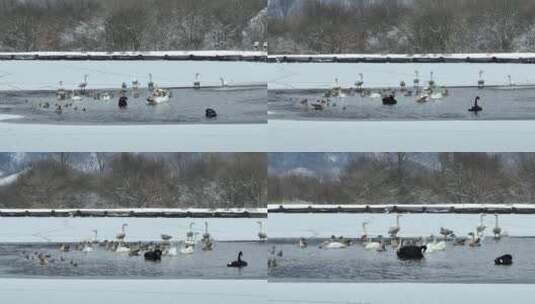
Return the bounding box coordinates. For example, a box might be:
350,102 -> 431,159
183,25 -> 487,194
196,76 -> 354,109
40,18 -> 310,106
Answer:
268,238 -> 535,283
269,86 -> 535,121
0,86 -> 266,125
0,241 -> 267,279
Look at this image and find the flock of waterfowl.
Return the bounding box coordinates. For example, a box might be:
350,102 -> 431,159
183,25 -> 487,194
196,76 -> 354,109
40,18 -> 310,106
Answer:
296,70 -> 496,114
268,213 -> 513,269
20,221 -> 268,270
31,73 -> 219,119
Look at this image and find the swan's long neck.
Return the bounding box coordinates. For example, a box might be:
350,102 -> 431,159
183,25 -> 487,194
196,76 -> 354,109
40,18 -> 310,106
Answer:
362,223 -> 367,235
259,222 -> 264,233
495,215 -> 499,227
396,215 -> 400,227
205,222 -> 208,234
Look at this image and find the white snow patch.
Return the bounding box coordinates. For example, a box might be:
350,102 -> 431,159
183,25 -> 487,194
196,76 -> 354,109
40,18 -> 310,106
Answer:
0,170 -> 24,186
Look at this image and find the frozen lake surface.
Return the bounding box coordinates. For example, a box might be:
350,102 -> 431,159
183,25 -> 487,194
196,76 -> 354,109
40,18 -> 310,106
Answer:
0,217 -> 266,242
0,241 -> 266,279
0,86 -> 266,125
269,86 -> 535,121
267,62 -> 535,90
269,237 -> 535,283
268,213 -> 535,238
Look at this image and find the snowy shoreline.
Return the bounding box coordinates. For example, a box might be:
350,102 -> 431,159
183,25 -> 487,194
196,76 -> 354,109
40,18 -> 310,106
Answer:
0,50 -> 266,61
268,203 -> 535,214
268,52 -> 535,63
0,208 -> 266,218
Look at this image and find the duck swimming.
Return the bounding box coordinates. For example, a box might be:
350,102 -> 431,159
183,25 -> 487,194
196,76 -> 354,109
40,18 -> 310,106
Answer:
469,96 -> 482,113
118,96 -> 128,109
205,108 -> 217,118
227,251 -> 247,268
495,254 -> 512,265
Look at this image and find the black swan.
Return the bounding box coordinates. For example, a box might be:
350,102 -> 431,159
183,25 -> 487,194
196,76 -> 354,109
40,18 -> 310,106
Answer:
495,254 -> 513,265
144,249 -> 162,261
397,245 -> 427,260
205,108 -> 217,118
118,96 -> 128,108
469,96 -> 482,112
382,95 -> 397,105
227,251 -> 247,268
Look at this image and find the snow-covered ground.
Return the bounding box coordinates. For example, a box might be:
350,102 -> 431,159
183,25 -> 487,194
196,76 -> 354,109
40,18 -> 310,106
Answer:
268,213 -> 535,238
269,52 -> 535,60
0,60 -> 267,91
0,50 -> 265,58
0,279 -> 266,304
267,120 -> 535,152
0,217 -> 266,242
267,62 -> 535,89
0,279 -> 531,304
0,114 -> 268,151
0,170 -> 24,186
268,282 -> 534,304
268,203 -> 535,212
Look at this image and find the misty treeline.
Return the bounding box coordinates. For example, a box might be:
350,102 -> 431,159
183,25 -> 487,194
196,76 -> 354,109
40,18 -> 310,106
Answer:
0,153 -> 266,208
0,0 -> 267,51
269,0 -> 535,54
269,153 -> 535,205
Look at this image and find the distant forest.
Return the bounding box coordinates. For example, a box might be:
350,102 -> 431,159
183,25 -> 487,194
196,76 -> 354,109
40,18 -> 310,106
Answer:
0,0 -> 267,51
0,153 -> 266,208
268,0 -> 535,54
269,153 -> 535,205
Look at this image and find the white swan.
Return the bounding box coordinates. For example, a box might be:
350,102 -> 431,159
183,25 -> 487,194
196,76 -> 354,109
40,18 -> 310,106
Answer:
166,247 -> 178,256
194,73 -> 201,89
92,229 -> 98,243
478,70 -> 485,88
476,214 -> 487,235
185,222 -> 196,246
355,73 -> 364,87
180,244 -> 194,255
148,73 -> 155,91
493,214 -> 502,239
369,92 -> 382,99
388,214 -> 402,237
202,221 -> 211,241
426,236 -> 446,253
82,243 -> 94,252
116,223 -> 127,241
146,88 -> 170,104
257,221 -> 267,241
115,244 -> 130,253
360,222 -> 369,242
364,240 -> 382,250
430,91 -> 443,99
78,74 -> 88,93
322,241 -> 348,249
